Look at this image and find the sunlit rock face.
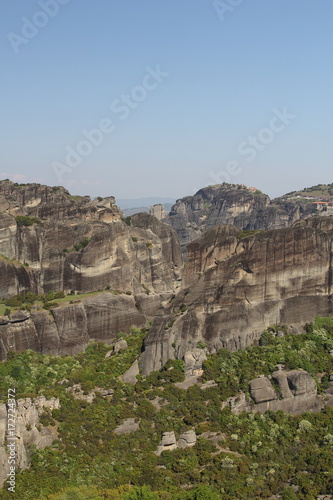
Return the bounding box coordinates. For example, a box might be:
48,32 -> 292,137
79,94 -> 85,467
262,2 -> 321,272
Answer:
0,396 -> 60,487
0,293 -> 147,360
0,181 -> 182,298
139,216 -> 333,374
0,181 -> 183,359
165,184 -> 316,254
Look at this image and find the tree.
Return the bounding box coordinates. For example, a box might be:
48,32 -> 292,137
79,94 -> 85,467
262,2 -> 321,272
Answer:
122,485 -> 158,500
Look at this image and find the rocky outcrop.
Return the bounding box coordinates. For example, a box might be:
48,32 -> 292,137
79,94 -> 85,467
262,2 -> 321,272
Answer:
248,376 -> 278,404
0,181 -> 182,300
66,384 -> 114,403
184,348 -> 207,377
221,369 -> 329,415
0,180 -> 121,222
248,370 -> 326,414
114,418 -> 140,435
0,181 -> 185,360
0,216 -> 181,298
178,430 -> 197,449
0,396 -> 59,487
122,360 -> 140,385
166,184 -> 316,253
156,430 -> 197,455
140,216 -> 333,374
0,293 -> 146,359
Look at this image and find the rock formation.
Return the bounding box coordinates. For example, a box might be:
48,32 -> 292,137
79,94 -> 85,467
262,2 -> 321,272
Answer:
114,418 -> 140,435
0,293 -> 146,359
156,430 -> 197,455
0,396 -> 59,487
0,181 -> 183,360
220,368 -> 332,415
139,216 -> 333,374
165,184 -> 316,253
149,204 -> 166,221
0,180 -> 121,222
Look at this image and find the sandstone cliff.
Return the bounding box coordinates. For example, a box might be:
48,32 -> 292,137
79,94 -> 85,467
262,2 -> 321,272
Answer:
139,216 -> 333,374
0,292 -> 147,359
166,184 -> 316,252
0,179 -> 121,222
0,181 -> 183,359
0,396 -> 59,488
0,182 -> 182,299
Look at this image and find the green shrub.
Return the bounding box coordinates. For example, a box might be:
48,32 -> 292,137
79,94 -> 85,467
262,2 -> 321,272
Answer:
15,216 -> 42,227
236,229 -> 262,239
122,216 -> 131,226
74,238 -> 91,252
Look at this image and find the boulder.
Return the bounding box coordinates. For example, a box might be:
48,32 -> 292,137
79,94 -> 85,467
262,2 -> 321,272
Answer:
122,360 -> 139,385
178,430 -> 197,448
0,396 -> 60,487
113,338 -> 128,354
156,431 -> 177,455
249,377 -> 277,404
286,370 -> 317,397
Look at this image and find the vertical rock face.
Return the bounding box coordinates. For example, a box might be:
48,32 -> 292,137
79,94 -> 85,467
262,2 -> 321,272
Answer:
0,186 -> 182,298
0,293 -> 147,359
139,216 -> 333,374
165,184 -> 316,253
0,397 -> 60,488
0,182 -> 184,360
0,180 -> 121,222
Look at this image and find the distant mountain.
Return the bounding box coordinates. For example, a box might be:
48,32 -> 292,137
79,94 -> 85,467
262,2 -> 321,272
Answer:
275,183 -> 333,202
117,197 -> 175,210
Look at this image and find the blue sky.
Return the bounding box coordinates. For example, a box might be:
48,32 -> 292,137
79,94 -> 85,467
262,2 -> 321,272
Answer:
1,0 -> 332,201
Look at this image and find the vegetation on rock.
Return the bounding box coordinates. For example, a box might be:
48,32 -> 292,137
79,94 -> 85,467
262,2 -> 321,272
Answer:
0,317 -> 332,499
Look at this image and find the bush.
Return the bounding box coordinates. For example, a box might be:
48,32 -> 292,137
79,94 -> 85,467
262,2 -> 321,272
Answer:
74,238 -> 91,252
15,216 -> 42,227
5,294 -> 23,307
122,216 -> 131,226
24,292 -> 37,303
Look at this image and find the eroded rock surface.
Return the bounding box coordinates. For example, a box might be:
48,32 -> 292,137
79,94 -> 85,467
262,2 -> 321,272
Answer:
0,396 -> 59,487
166,184 -> 317,253
140,217 -> 333,374
156,430 -> 197,455
249,376 -> 278,404
0,293 -> 146,359
221,369 -> 328,415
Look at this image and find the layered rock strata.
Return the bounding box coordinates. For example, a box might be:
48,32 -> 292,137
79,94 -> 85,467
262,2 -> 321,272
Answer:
0,396 -> 59,487
166,184 -> 316,252
140,217 -> 333,374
